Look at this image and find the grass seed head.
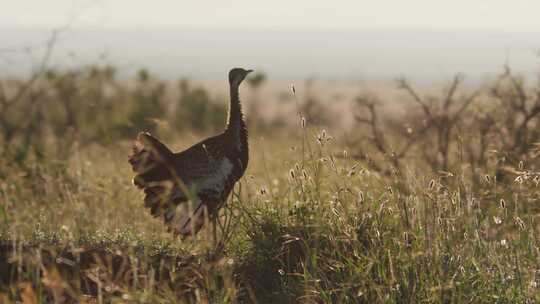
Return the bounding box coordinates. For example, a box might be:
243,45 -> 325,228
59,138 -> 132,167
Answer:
514,216 -> 526,230
534,175 -> 540,186
289,169 -> 296,180
358,191 -> 364,203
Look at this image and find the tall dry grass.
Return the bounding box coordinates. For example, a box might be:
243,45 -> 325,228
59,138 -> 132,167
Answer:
0,65 -> 539,303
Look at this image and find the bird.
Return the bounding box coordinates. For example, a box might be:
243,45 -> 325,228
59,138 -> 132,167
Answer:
128,68 -> 252,238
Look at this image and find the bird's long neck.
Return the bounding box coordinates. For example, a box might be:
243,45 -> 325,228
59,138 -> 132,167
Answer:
225,82 -> 248,151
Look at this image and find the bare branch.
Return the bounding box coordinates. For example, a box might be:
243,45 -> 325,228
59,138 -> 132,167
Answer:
396,124 -> 432,159
0,82 -> 6,106
397,77 -> 432,116
507,73 -> 528,109
443,74 -> 462,110
452,90 -> 480,123
7,30 -> 58,106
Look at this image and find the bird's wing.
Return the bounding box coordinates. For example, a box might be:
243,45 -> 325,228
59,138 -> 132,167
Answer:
129,132 -> 177,217
129,132 -> 174,179
129,134 -> 235,237
162,152 -> 235,237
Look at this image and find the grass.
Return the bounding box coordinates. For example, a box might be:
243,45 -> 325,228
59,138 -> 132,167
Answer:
1,124 -> 539,304
1,49 -> 540,303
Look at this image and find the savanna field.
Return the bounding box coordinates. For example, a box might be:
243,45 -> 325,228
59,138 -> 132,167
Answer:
1,65 -> 540,303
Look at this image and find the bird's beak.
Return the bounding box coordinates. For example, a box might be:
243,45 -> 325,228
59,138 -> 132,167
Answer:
246,69 -> 254,74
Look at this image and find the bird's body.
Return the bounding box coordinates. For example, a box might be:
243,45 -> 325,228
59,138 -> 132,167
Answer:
129,68 -> 251,237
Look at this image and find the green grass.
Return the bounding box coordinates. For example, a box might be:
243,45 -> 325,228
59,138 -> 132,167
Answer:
1,124 -> 539,303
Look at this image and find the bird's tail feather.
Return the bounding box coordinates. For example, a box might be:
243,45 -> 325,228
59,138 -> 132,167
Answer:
129,132 -> 174,188
129,131 -> 181,222
129,132 -> 209,238
165,201 -> 208,237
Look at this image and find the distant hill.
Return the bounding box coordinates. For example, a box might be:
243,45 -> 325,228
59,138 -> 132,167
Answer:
1,26 -> 538,83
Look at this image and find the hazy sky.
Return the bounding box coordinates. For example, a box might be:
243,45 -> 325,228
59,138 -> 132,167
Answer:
2,1 -> 539,82
2,0 -> 540,31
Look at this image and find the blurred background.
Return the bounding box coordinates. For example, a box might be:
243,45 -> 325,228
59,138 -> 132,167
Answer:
0,0 -> 539,168
2,0 -> 539,82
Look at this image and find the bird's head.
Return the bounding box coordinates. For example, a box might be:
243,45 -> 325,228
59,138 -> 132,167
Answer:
229,68 -> 253,87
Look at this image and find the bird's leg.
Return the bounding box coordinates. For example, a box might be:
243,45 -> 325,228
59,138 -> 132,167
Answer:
212,215 -> 217,249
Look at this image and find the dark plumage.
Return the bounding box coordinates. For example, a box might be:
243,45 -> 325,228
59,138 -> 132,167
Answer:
128,68 -> 252,237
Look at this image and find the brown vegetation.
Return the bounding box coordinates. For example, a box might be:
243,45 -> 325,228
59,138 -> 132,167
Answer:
0,61 -> 539,302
